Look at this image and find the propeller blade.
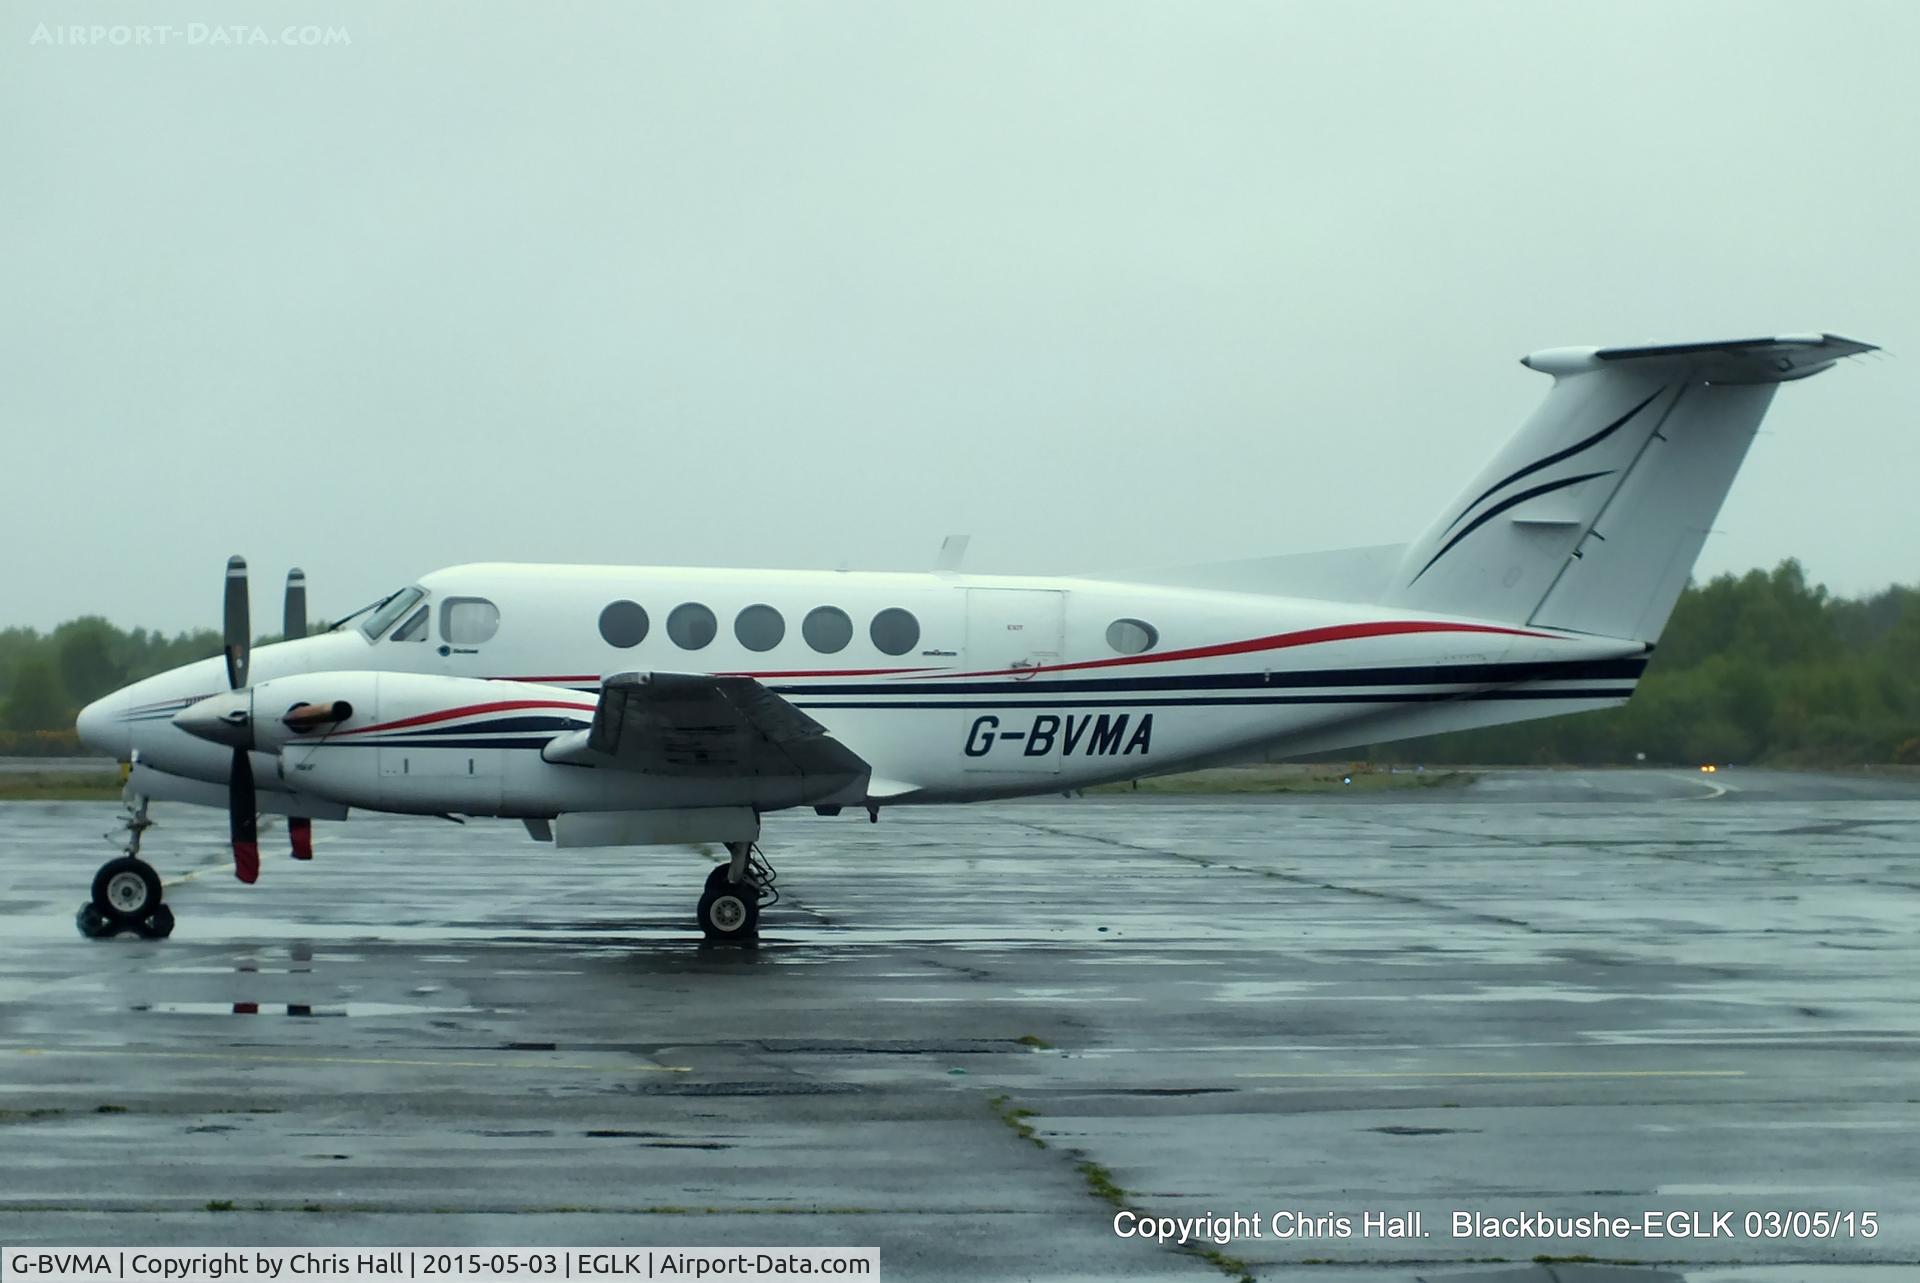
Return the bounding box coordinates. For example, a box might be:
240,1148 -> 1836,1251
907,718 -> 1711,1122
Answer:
223,555 -> 250,692
231,747 -> 259,884
289,817 -> 313,861
284,568 -> 307,640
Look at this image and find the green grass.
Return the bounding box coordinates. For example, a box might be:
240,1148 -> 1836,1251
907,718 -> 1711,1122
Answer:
1074,1159 -> 1126,1208
1066,1158 -> 1252,1283
1087,764 -> 1473,796
987,1094 -> 1045,1148
0,771 -> 121,801
1193,1246 -> 1254,1283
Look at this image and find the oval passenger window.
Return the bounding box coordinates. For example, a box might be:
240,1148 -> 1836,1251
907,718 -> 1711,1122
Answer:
667,603 -> 718,650
599,600 -> 649,648
870,607 -> 920,656
734,604 -> 785,652
803,606 -> 853,654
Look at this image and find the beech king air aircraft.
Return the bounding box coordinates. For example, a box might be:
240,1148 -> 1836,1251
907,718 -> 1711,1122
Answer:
73,333 -> 1873,941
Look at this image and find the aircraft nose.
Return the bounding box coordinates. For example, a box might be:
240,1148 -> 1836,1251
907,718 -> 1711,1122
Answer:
172,690 -> 253,749
76,692 -> 132,760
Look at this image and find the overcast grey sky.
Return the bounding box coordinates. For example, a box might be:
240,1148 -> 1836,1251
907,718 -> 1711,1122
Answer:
3,1 -> 1914,633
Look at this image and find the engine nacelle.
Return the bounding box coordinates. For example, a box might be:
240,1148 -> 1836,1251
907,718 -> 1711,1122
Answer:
242,671 -> 596,815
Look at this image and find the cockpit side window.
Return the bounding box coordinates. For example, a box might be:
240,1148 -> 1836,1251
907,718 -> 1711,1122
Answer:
390,605 -> 430,643
440,597 -> 500,646
360,587 -> 425,641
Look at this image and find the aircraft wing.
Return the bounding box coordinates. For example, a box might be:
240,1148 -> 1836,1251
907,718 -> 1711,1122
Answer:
542,671 -> 870,788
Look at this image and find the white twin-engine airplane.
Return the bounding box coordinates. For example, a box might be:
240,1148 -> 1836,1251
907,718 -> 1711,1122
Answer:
73,333 -> 1873,942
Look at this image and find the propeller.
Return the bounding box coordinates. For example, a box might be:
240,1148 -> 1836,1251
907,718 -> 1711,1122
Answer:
284,567 -> 307,640
283,567 -> 312,860
223,556 -> 259,884
184,558 -> 332,875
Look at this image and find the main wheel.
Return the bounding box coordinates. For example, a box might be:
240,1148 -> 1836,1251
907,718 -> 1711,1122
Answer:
697,883 -> 759,941
91,856 -> 163,926
76,902 -> 122,939
133,904 -> 176,940
705,863 -> 737,895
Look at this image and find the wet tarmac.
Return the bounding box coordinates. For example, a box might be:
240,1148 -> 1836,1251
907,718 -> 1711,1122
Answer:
2,768 -> 1917,1281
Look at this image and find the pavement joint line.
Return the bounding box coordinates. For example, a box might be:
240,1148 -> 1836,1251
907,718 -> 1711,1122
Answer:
1233,1069 -> 1747,1080
0,1046 -> 691,1073
160,857 -> 231,890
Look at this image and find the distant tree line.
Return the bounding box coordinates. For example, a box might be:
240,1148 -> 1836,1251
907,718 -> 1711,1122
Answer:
2,561 -> 1916,763
1376,561 -> 1920,767
0,620 -> 222,752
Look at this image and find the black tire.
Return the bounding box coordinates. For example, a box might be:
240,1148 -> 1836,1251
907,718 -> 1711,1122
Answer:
704,863 -> 737,896
91,857 -> 163,926
133,904 -> 176,940
75,902 -> 123,940
697,884 -> 759,941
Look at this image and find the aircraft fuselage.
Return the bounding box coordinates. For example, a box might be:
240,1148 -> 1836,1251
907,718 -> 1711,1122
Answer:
82,562 -> 1646,815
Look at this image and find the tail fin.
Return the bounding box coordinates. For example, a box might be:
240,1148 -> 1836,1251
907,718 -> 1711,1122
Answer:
1387,333 -> 1875,642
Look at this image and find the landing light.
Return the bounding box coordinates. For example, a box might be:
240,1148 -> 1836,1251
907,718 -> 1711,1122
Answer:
1700,764 -> 1718,774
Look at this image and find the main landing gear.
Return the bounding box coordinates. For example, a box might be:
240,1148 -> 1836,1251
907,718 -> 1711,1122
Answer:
77,793 -> 175,941
697,840 -> 778,942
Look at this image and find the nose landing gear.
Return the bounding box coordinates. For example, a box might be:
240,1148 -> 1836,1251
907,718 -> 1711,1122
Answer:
77,792 -> 175,940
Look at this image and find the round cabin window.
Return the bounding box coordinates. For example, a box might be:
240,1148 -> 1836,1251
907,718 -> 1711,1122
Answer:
869,607 -> 921,657
734,604 -> 785,652
803,606 -> 853,654
667,602 -> 718,650
598,600 -> 649,649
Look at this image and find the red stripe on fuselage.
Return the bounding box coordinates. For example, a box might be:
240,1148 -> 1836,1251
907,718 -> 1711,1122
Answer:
335,699 -> 597,737
914,620 -> 1557,681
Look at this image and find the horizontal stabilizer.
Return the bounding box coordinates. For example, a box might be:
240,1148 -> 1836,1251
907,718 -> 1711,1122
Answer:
1525,333 -> 1877,385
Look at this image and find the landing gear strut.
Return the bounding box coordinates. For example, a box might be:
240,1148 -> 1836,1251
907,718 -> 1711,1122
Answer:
78,792 -> 174,940
697,841 -> 778,942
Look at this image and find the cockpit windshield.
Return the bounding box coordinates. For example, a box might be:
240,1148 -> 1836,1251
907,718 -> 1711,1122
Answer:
358,587 -> 426,641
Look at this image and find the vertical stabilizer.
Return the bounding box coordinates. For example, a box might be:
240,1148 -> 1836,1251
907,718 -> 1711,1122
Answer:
1387,334 -> 1873,642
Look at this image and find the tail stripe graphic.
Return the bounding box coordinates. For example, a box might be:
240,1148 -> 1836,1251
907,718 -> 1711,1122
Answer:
1441,386 -> 1666,536
1412,470 -> 1614,584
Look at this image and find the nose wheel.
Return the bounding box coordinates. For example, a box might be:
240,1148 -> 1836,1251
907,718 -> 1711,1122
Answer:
77,792 -> 175,940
